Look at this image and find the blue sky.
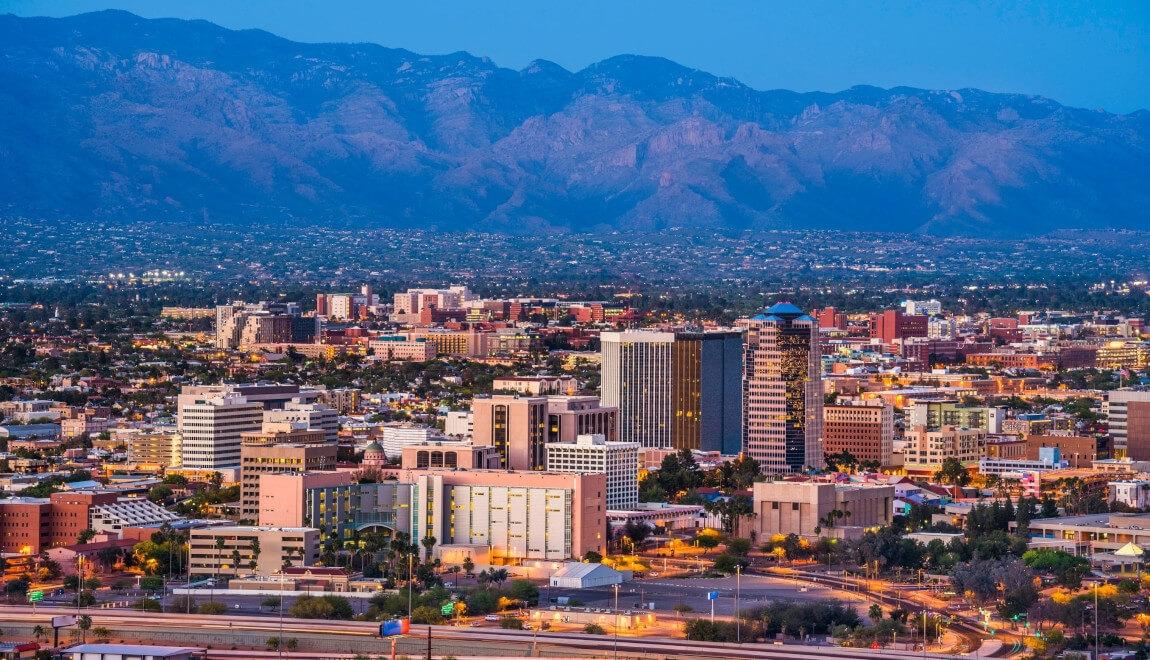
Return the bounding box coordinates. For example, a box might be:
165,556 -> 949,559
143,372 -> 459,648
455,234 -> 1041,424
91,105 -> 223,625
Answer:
3,0 -> 1147,112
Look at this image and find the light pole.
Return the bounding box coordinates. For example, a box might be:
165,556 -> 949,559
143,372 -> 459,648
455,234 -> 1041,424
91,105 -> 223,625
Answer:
921,610 -> 928,659
408,553 -> 414,620
1093,581 -> 1099,659
613,583 -> 620,660
735,565 -> 741,643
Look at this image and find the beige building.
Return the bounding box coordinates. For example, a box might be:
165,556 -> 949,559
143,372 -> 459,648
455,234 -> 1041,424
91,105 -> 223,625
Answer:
545,396 -> 618,443
400,442 -> 502,470
752,480 -> 894,540
239,434 -> 337,521
903,425 -> 986,473
823,401 -> 894,467
403,469 -> 607,562
471,395 -> 547,470
368,337 -> 438,362
494,376 -> 578,396
177,393 -> 264,470
125,432 -> 181,468
188,526 -> 319,577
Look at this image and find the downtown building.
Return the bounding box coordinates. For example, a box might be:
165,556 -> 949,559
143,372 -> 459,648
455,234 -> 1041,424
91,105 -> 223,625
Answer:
1104,390 -> 1150,460
471,394 -> 618,470
545,433 -> 640,510
738,303 -> 824,473
599,330 -> 742,453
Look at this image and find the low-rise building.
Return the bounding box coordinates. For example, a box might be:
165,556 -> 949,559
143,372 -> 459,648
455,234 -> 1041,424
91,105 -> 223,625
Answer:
1109,480 -> 1150,510
188,526 -> 318,577
751,480 -> 894,540
903,425 -> 986,474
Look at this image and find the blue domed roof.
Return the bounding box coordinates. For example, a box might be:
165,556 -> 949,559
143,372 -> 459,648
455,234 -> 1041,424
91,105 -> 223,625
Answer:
750,314 -> 783,322
765,302 -> 804,315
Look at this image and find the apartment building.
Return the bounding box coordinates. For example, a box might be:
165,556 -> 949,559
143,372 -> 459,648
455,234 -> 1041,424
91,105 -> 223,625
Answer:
822,401 -> 894,467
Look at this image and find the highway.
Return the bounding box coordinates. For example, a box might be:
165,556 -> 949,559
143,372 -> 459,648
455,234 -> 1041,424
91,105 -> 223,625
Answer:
764,568 -> 1022,657
0,605 -> 972,659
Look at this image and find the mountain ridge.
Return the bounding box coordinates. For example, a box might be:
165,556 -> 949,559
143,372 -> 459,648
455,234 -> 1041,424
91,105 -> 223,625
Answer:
1,10 -> 1148,236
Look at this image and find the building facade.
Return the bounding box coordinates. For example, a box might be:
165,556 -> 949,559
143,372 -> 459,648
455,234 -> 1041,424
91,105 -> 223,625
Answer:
545,434 -> 640,510
600,330 -> 742,453
752,481 -> 894,539
739,303 -> 824,473
822,401 -> 894,467
471,395 -> 547,470
188,526 -> 318,577
1105,390 -> 1150,460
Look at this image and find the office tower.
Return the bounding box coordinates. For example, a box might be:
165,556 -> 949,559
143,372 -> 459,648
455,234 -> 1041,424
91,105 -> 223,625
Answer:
823,401 -> 894,467
546,433 -> 640,510
1105,390 -> 1150,460
471,395 -> 547,469
600,330 -> 742,452
739,302 -> 824,473
177,393 -> 263,469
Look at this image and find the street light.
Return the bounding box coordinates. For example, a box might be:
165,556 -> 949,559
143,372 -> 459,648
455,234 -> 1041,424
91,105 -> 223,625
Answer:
613,583 -> 620,660
735,565 -> 741,643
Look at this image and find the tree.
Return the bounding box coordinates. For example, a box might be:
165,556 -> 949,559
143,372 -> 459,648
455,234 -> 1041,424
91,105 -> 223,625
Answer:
713,553 -> 749,574
462,556 -> 475,577
421,535 -> 437,562
32,625 -> 48,643
582,550 -> 603,563
584,623 -> 606,634
705,494 -> 754,535
868,604 -> 884,623
91,626 -> 112,643
1022,549 -> 1090,589
77,528 -> 97,544
465,590 -> 498,615
934,458 -> 970,489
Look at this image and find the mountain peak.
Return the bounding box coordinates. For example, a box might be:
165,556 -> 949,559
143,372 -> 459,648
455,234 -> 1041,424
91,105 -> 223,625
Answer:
0,11 -> 1146,236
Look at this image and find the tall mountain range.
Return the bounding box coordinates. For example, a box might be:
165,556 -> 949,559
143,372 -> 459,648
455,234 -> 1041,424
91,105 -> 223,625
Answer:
2,10 -> 1148,236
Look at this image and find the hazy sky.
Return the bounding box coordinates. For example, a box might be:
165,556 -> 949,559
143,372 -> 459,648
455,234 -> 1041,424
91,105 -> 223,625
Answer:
3,0 -> 1148,112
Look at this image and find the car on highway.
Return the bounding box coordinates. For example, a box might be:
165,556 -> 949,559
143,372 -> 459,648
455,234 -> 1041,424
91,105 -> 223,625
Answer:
484,615 -> 501,621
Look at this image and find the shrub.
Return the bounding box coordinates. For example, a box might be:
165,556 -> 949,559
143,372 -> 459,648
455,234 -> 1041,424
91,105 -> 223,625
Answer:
289,594 -> 354,620
410,605 -> 444,625
584,623 -> 606,634
133,598 -> 163,612
499,616 -> 524,630
198,602 -> 227,615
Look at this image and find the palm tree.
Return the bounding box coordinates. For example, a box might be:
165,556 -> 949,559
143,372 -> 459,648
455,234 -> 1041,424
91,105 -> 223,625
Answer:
31,625 -> 48,643
421,535 -> 437,562
77,615 -> 92,643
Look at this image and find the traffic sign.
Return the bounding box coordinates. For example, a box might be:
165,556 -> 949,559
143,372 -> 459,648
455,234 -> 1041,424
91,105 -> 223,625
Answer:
706,591 -> 719,601
28,590 -> 44,603
441,602 -> 455,616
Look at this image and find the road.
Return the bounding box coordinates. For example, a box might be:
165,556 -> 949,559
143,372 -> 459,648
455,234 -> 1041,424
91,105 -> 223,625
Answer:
559,573 -> 868,617
0,605 -> 969,659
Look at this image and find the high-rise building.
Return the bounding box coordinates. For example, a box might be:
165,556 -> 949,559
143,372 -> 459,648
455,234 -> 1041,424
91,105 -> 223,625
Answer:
471,395 -> 547,470
599,330 -> 742,452
545,434 -> 639,510
823,401 -> 894,467
1105,390 -> 1150,460
739,303 -> 824,473
239,431 -> 337,521
545,396 -> 618,443
177,393 -> 263,469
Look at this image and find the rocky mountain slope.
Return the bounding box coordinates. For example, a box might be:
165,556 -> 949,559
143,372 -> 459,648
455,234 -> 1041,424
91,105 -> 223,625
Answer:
2,10 -> 1147,235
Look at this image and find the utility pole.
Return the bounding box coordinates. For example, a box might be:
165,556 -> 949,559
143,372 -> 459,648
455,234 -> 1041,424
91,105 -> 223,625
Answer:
426,625 -> 431,660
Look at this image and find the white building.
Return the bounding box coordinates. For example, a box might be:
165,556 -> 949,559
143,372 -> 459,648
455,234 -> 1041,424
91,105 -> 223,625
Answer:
1104,390 -> 1150,459
177,394 -> 263,469
903,299 -> 942,316
89,498 -> 184,534
1109,480 -> 1150,510
263,400 -> 339,443
381,425 -> 447,459
549,562 -> 626,589
600,331 -> 675,448
444,410 -> 473,438
546,434 -> 640,510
